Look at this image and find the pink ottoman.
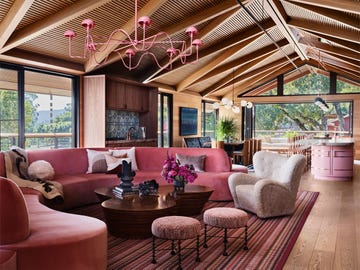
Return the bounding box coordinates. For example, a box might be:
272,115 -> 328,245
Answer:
151,216 -> 201,270
203,207 -> 249,256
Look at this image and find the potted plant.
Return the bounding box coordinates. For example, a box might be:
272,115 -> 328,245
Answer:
216,117 -> 238,144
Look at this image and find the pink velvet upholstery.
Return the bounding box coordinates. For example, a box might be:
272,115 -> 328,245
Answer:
152,216 -> 201,240
0,250 -> 16,270
0,187 -> 107,270
0,177 -> 30,245
0,147 -> 248,208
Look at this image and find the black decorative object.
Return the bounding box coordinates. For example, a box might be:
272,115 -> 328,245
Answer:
117,160 -> 136,193
138,179 -> 159,196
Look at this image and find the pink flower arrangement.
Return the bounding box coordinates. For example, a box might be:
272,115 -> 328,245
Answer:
161,155 -> 197,184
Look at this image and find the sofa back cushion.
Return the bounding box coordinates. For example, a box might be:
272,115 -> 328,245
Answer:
0,177 -> 30,244
27,148 -> 89,175
134,147 -> 168,171
169,147 -> 230,172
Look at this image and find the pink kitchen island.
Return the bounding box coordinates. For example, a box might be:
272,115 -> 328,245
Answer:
311,138 -> 354,181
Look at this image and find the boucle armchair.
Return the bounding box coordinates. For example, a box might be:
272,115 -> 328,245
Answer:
228,151 -> 306,218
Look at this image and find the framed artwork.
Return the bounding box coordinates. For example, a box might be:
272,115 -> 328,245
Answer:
180,107 -> 198,136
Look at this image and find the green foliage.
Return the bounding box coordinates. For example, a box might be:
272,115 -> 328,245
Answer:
216,117 -> 238,141
285,130 -> 298,138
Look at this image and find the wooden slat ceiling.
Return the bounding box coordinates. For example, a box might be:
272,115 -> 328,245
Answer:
0,0 -> 359,101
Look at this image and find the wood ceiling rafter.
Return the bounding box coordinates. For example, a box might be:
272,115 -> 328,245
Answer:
306,58 -> 359,82
231,54 -> 299,97
289,18 -> 360,44
0,0 -> 113,54
176,34 -> 261,92
263,0 -> 308,60
144,19 -> 277,83
311,33 -> 360,54
0,48 -> 84,75
201,50 -> 279,97
288,1 -> 359,29
84,0 -> 167,72
307,52 -> 360,75
0,0 -> 34,49
142,3 -> 241,84
287,0 -> 360,15
195,38 -> 288,85
300,36 -> 359,62
236,58 -> 303,96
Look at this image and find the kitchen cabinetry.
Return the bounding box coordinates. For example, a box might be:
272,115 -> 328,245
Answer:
311,141 -> 354,181
82,75 -> 157,148
106,79 -> 149,112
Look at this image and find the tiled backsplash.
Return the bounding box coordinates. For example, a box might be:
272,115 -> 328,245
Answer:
106,110 -> 139,139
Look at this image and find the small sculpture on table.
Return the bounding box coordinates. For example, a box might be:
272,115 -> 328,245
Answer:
113,161 -> 137,198
138,179 -> 159,196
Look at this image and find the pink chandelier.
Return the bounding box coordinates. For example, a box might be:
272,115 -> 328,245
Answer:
64,0 -> 203,70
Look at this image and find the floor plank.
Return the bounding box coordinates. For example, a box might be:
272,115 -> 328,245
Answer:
284,163 -> 360,269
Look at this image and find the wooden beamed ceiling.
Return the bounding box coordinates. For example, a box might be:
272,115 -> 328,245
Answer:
0,0 -> 358,100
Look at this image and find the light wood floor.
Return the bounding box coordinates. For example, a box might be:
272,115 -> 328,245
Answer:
284,163 -> 360,270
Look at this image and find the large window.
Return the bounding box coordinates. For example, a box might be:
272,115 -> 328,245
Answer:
284,72 -> 329,95
158,93 -> 172,147
0,64 -> 77,151
255,101 -> 353,138
201,101 -> 217,139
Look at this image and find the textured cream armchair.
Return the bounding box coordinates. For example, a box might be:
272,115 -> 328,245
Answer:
228,151 -> 306,218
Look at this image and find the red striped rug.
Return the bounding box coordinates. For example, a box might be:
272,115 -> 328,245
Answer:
70,190 -> 318,270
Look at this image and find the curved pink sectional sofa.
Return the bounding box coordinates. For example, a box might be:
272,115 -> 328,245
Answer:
0,146 -> 247,269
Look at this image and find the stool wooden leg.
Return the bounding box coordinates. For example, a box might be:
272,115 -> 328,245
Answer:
223,228 -> 228,256
171,240 -> 176,255
177,240 -> 182,270
203,224 -> 208,248
151,236 -> 157,264
244,225 -> 249,250
195,235 -> 200,262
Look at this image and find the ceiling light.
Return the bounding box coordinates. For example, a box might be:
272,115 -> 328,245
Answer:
314,97 -> 329,112
64,0 -> 203,70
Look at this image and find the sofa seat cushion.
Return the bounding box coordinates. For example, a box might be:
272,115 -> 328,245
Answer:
1,194 -> 107,270
0,177 -> 30,244
0,249 -> 16,270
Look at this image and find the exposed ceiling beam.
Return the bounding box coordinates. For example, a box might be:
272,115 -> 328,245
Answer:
300,36 -> 359,62
201,51 -> 278,97
263,0 -> 308,60
235,59 -> 303,96
289,2 -> 359,29
287,0 -> 360,15
289,18 -> 360,44
143,20 -> 277,83
142,4 -> 241,83
176,34 -> 261,92
0,0 -> 34,49
0,49 -> 84,75
311,33 -> 360,54
307,51 -> 360,74
194,39 -> 288,85
84,0 -> 167,72
0,0 -> 113,54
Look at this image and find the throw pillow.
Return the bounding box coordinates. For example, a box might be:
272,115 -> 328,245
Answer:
176,153 -> 206,172
28,160 -> 55,181
109,147 -> 138,171
86,149 -> 108,173
104,153 -> 129,174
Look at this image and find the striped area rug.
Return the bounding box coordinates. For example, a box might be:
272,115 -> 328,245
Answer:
70,190 -> 318,270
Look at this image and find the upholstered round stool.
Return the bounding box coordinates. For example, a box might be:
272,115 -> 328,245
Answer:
203,207 -> 249,256
151,216 -> 201,270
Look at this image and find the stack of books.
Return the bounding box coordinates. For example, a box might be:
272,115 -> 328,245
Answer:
112,186 -> 139,199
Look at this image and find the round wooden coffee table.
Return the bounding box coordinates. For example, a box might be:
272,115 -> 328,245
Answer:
94,185 -> 213,238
